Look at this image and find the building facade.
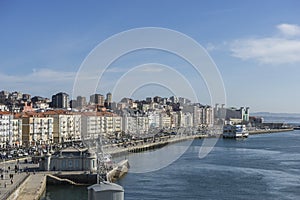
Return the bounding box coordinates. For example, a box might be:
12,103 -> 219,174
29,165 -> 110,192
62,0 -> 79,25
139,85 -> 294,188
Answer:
52,92 -> 69,109
50,113 -> 81,144
0,112 -> 22,148
21,114 -> 54,147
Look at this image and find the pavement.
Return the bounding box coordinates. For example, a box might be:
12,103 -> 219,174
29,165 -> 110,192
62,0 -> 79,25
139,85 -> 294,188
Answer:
0,158 -> 39,200
12,173 -> 46,200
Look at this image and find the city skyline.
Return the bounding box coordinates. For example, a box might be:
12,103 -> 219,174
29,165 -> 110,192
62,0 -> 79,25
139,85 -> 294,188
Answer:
1,1 -> 300,113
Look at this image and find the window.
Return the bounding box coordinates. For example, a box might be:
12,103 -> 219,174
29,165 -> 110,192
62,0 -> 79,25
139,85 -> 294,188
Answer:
69,160 -> 73,168
62,160 -> 66,168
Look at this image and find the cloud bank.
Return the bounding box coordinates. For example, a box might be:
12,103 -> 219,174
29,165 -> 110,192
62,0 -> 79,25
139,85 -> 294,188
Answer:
230,23 -> 300,65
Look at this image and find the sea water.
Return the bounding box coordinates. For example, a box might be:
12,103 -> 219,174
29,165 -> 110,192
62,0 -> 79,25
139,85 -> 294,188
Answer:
42,130 -> 300,200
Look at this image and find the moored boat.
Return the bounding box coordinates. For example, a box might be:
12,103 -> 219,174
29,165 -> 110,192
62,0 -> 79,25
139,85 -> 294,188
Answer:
223,124 -> 249,138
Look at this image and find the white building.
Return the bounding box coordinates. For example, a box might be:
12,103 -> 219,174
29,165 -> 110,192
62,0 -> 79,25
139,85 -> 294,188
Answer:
81,113 -> 122,140
0,112 -> 11,148
159,113 -> 171,129
148,111 -> 160,128
48,112 -> 81,144
178,111 -> 193,128
0,112 -> 22,148
122,114 -> 149,134
0,104 -> 8,112
9,118 -> 22,147
201,106 -> 214,126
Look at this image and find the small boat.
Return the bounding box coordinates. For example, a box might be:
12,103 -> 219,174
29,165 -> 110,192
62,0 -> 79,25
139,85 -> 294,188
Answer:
223,124 -> 249,138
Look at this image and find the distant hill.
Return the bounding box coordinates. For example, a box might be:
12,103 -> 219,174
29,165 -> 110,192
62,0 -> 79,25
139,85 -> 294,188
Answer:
252,112 -> 300,118
251,112 -> 300,124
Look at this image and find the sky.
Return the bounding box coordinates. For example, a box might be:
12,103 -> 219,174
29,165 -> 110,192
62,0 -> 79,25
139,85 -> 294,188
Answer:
0,0 -> 300,113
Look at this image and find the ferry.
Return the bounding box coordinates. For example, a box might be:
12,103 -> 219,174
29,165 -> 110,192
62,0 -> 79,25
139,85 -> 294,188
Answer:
223,124 -> 249,138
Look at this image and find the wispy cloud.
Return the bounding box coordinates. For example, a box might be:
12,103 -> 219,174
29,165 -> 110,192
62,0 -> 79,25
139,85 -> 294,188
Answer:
105,67 -> 128,73
139,66 -> 164,72
230,23 -> 300,65
0,68 -> 76,96
277,24 -> 300,37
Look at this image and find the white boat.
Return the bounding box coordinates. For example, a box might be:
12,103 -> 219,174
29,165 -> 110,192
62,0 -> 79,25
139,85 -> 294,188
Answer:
223,124 -> 249,138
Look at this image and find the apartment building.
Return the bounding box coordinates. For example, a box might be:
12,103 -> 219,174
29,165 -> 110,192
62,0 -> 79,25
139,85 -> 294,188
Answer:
20,113 -> 53,147
46,111 -> 81,143
0,112 -> 22,148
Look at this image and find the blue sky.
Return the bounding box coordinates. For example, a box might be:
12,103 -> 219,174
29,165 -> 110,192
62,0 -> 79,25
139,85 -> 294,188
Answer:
0,0 -> 300,113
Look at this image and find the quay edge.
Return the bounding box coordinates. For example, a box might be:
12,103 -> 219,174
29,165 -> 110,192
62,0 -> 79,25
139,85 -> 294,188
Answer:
248,128 -> 293,135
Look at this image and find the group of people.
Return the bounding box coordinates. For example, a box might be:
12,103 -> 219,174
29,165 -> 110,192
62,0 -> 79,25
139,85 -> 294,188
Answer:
0,164 -> 16,189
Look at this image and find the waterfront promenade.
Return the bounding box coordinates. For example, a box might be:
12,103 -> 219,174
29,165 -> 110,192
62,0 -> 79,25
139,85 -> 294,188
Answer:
104,128 -> 294,156
0,158 -> 38,200
7,173 -> 46,200
104,134 -> 209,156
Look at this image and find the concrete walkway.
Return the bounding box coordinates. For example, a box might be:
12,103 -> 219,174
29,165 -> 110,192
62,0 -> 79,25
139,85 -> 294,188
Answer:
8,173 -> 46,200
0,172 -> 29,200
0,158 -> 41,200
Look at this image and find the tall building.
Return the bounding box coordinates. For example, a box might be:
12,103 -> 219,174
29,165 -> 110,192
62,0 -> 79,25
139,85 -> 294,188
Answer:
90,94 -> 104,106
52,92 -> 69,109
105,92 -> 112,109
106,92 -> 112,104
153,96 -> 161,104
76,96 -> 87,108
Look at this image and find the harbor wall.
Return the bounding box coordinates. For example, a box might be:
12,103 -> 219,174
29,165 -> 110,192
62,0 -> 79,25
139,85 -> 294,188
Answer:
108,135 -> 206,157
47,173 -> 96,185
106,160 -> 129,182
249,128 -> 293,135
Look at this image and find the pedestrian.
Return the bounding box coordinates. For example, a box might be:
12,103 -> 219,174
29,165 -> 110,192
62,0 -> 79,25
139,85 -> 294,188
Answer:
11,179 -> 13,184
4,182 -> 6,188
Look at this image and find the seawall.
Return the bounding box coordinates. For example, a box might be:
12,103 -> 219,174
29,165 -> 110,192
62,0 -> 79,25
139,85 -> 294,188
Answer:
106,135 -> 207,157
249,128 -> 293,135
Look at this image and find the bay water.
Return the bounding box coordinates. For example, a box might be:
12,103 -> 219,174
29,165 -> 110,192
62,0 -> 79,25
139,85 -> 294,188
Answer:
42,130 -> 300,200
